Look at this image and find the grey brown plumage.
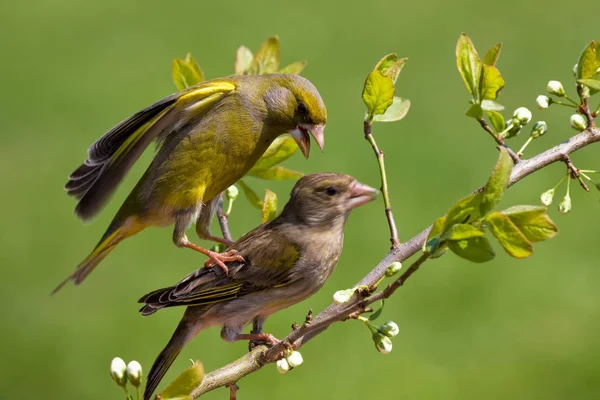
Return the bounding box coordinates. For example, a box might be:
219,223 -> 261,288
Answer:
139,173 -> 378,400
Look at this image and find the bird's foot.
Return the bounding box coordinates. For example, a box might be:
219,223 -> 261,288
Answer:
204,250 -> 245,275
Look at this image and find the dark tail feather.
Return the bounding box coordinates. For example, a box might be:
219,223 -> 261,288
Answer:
144,319 -> 198,400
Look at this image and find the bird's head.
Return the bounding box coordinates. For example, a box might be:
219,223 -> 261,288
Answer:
263,74 -> 327,159
281,173 -> 378,228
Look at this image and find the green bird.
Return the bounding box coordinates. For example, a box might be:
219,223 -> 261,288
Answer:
54,74 -> 326,293
139,173 -> 378,400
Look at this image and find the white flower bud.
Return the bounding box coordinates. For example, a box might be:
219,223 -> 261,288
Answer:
110,357 -> 127,387
559,194 -> 571,214
536,95 -> 551,110
530,121 -> 548,138
569,114 -> 587,131
286,351 -> 303,368
385,262 -> 402,277
126,360 -> 143,387
333,288 -> 355,305
378,321 -> 400,338
276,358 -> 290,374
540,188 -> 555,206
513,107 -> 532,125
372,332 -> 393,355
226,185 -> 239,201
547,80 -> 566,97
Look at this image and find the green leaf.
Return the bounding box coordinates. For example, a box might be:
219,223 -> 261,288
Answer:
456,33 -> 483,101
160,362 -> 204,400
577,78 -> 600,91
368,300 -> 385,321
482,43 -> 502,66
172,54 -> 204,90
261,189 -> 278,223
279,60 -> 308,74
484,211 -> 533,258
249,36 -> 280,74
465,103 -> 483,119
576,40 -> 600,80
481,100 -> 504,112
480,147 -> 514,216
249,136 -> 299,173
502,205 -> 558,242
480,65 -> 505,100
424,215 -> 446,253
238,180 -> 263,209
374,54 -> 408,83
486,110 -> 505,133
448,236 -> 495,263
362,70 -> 395,118
249,166 -> 303,180
372,97 -> 411,122
444,192 -> 483,229
234,45 -> 253,75
442,223 -> 485,241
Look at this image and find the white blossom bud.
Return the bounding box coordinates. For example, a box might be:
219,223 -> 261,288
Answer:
540,188 -> 555,206
547,80 -> 566,97
536,95 -> 551,110
276,358 -> 290,374
378,321 -> 400,338
372,332 -> 393,355
226,185 -> 239,201
126,360 -> 143,387
530,121 -> 548,138
385,262 -> 402,277
569,114 -> 587,131
559,194 -> 571,214
513,107 -> 532,125
110,357 -> 127,387
286,351 -> 304,368
333,288 -> 355,305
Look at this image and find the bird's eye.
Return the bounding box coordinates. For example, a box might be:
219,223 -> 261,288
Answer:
297,102 -> 308,115
325,186 -> 337,196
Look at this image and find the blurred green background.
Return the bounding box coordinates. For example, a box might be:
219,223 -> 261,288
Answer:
2,0 -> 599,398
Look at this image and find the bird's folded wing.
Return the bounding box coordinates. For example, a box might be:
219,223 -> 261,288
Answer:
66,80 -> 237,220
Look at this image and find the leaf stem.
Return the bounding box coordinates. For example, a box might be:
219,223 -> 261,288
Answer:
552,100 -> 577,108
364,120 -> 400,247
563,95 -> 580,107
478,118 -> 520,163
517,137 -> 533,157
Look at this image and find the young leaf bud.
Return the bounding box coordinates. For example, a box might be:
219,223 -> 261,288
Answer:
333,288 -> 355,305
540,188 -> 555,206
110,357 -> 127,387
504,122 -> 523,139
569,114 -> 587,131
513,107 -> 532,125
547,80 -> 566,97
286,351 -> 304,368
558,193 -> 571,214
378,321 -> 400,338
536,95 -> 551,110
126,361 -> 143,387
385,262 -> 402,277
276,358 -> 290,374
530,121 -> 548,138
372,332 -> 393,355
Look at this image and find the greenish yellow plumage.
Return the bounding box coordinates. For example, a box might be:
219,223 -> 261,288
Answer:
138,173 -> 379,400
55,74 -> 327,293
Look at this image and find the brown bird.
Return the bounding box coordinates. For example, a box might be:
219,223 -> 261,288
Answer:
139,173 -> 378,399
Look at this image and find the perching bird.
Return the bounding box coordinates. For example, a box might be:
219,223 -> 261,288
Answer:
139,173 -> 378,400
54,74 -> 326,293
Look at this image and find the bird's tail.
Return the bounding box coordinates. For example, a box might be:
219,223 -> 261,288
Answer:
52,218 -> 137,294
144,319 -> 199,400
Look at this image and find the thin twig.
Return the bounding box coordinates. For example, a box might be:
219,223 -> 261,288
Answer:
217,193 -> 233,243
577,85 -> 596,129
364,120 -> 400,247
227,383 -> 239,400
477,117 -> 520,163
188,126 -> 600,399
563,154 -> 590,191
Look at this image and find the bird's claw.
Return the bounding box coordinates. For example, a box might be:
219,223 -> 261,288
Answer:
204,250 -> 245,275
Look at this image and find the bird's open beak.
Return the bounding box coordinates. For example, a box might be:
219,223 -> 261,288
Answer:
347,181 -> 379,209
290,124 -> 325,159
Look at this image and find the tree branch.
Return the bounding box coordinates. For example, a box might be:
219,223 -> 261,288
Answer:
190,127 -> 600,398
